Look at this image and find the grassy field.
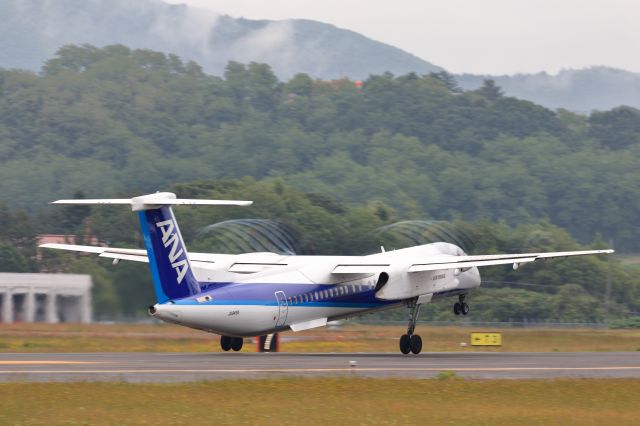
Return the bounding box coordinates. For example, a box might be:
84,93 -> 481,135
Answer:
1,322 -> 640,353
1,378 -> 639,425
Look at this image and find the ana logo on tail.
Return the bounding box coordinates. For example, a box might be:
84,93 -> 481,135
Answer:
156,219 -> 190,284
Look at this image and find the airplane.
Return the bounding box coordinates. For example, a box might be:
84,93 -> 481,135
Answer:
41,192 -> 614,355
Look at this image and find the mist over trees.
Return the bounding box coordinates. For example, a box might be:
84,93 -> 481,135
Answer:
458,67 -> 640,111
1,45 -> 639,320
3,1 -> 640,111
0,0 -> 440,80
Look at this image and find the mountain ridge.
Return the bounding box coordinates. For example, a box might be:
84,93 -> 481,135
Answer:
0,0 -> 441,79
1,0 -> 640,110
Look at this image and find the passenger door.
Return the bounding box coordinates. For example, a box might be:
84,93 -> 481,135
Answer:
274,290 -> 288,327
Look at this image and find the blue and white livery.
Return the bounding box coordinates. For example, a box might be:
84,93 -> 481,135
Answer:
42,192 -> 614,354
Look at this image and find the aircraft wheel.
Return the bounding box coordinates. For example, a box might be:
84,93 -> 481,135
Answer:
410,334 -> 422,354
461,303 -> 470,315
453,302 -> 461,315
399,334 -> 411,354
220,335 -> 232,351
231,337 -> 244,352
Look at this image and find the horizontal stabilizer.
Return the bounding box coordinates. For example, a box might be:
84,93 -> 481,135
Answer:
52,192 -> 252,211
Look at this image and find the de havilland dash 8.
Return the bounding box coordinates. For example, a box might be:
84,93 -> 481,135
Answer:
41,192 -> 613,355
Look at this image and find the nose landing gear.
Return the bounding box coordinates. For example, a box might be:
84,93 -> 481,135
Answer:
399,299 -> 423,355
453,294 -> 469,315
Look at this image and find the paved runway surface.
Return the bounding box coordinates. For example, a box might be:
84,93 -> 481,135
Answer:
1,352 -> 639,382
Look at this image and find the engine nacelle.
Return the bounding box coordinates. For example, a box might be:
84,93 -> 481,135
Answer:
374,266 -> 462,301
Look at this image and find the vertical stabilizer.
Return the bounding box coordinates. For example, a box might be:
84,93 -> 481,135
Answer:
50,192 -> 252,304
138,205 -> 200,303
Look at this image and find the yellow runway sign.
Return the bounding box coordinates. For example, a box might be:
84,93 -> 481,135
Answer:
471,332 -> 502,346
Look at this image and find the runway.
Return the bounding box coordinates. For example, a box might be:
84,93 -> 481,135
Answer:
1,352 -> 640,382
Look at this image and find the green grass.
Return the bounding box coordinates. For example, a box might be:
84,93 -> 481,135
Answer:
1,323 -> 640,353
0,378 -> 639,425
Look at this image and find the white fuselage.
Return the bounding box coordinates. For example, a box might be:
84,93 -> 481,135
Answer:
150,243 -> 481,337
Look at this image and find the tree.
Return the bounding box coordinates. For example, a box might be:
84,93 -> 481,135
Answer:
478,79 -> 504,101
0,243 -> 29,272
588,106 -> 640,149
429,71 -> 462,93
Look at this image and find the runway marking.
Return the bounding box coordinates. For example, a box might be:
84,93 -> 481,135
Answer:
0,361 -> 101,365
1,366 -> 640,374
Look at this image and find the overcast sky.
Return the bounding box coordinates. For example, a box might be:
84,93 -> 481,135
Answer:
165,0 -> 639,75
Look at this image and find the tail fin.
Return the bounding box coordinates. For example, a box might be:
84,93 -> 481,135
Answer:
52,192 -> 252,303
138,205 -> 199,303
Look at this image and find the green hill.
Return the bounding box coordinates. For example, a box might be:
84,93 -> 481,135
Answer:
0,45 -> 639,253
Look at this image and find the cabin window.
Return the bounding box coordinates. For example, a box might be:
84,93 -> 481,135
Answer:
314,292 -> 319,301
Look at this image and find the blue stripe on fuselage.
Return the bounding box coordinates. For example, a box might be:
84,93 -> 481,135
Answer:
170,281 -> 395,309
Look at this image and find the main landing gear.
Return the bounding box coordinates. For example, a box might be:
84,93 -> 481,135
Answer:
220,335 -> 244,352
399,299 -> 423,355
453,294 -> 469,316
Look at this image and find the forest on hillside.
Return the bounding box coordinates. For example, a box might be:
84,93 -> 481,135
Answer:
1,45 -> 638,250
2,179 -> 638,323
1,45 -> 639,321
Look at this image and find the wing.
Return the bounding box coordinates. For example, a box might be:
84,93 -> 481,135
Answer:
40,243 -> 150,263
39,243 -> 230,266
407,249 -> 614,272
332,249 -> 613,274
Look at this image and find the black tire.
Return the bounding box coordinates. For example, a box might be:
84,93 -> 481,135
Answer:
410,334 -> 422,354
399,334 -> 411,354
453,302 -> 461,315
231,337 -> 244,352
220,335 -> 232,351
461,302 -> 470,315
